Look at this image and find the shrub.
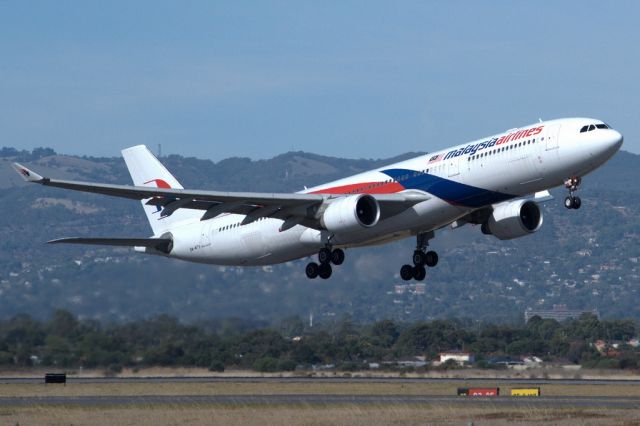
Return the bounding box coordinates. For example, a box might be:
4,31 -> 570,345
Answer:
252,357 -> 280,372
209,361 -> 225,372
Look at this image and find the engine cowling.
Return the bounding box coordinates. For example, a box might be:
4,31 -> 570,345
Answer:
482,199 -> 543,240
320,194 -> 380,233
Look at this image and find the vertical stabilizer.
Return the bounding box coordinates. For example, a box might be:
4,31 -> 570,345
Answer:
121,145 -> 199,235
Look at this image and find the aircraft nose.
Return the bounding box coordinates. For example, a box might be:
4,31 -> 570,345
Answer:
593,129 -> 623,160
610,129 -> 624,151
603,129 -> 624,154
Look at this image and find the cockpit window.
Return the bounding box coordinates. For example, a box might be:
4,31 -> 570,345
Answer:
580,122 -> 611,133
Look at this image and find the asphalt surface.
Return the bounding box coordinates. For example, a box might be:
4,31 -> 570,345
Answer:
2,376 -> 639,409
0,394 -> 639,409
2,376 -> 640,385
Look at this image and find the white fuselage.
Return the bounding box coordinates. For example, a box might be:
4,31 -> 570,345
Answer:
156,118 -> 622,266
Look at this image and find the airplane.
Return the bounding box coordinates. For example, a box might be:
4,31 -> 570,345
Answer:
13,117 -> 623,281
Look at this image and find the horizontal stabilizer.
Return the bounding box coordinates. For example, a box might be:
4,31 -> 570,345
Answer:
47,237 -> 173,253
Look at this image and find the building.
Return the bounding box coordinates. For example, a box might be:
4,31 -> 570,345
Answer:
439,351 -> 474,365
524,304 -> 599,322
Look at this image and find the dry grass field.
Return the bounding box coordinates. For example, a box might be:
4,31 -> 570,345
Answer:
0,404 -> 638,426
0,380 -> 639,425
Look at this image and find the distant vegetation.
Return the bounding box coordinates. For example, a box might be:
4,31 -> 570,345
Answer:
1,311 -> 638,373
0,147 -> 638,323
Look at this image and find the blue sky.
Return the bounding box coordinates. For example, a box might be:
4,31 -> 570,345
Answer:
1,1 -> 638,161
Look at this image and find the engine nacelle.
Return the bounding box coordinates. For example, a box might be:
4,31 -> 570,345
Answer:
483,199 -> 543,240
320,194 -> 380,233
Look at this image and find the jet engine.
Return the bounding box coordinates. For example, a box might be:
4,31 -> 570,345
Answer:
320,194 -> 380,233
482,199 -> 543,240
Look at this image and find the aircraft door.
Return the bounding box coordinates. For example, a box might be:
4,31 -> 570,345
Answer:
447,156 -> 460,177
545,124 -> 561,151
200,222 -> 212,248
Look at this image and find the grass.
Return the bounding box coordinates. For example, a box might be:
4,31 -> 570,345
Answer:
0,405 -> 638,426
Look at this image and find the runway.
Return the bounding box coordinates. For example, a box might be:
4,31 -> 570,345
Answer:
0,394 -> 639,409
1,375 -> 639,385
2,376 -> 639,410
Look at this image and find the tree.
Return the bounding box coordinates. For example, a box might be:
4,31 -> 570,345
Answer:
370,320 -> 399,348
278,316 -> 304,339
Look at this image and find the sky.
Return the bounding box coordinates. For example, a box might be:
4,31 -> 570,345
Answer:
1,1 -> 638,161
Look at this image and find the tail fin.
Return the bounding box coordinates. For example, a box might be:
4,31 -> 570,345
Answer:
121,145 -> 199,235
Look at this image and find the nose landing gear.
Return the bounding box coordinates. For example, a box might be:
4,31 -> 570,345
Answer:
306,247 -> 346,280
400,232 -> 438,281
564,177 -> 582,209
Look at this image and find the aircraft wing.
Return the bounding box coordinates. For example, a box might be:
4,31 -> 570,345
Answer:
12,163 -> 429,224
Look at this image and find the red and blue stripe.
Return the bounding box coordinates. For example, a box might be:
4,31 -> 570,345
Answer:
311,169 -> 515,208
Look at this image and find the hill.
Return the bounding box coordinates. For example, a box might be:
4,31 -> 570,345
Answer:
0,147 -> 638,324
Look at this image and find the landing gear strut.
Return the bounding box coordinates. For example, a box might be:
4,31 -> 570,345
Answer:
564,177 -> 582,210
400,232 -> 438,281
306,247 -> 345,280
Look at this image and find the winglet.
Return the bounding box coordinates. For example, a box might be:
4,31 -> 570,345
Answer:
12,163 -> 44,182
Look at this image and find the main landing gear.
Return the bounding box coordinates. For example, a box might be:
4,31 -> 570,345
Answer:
564,177 -> 582,210
400,232 -> 438,281
306,247 -> 345,280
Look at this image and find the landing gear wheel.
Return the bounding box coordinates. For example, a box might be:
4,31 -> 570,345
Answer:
481,222 -> 491,235
331,248 -> 345,265
400,264 -> 414,281
318,248 -> 332,264
564,196 -> 574,209
318,263 -> 332,279
565,196 -> 581,210
305,262 -> 319,279
564,177 -> 583,210
425,251 -> 439,267
412,250 -> 426,266
572,196 -> 581,209
413,265 -> 426,281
